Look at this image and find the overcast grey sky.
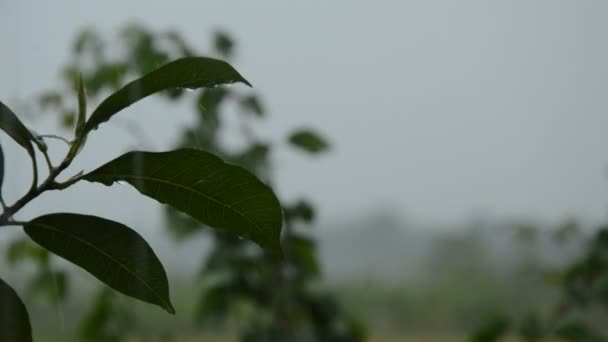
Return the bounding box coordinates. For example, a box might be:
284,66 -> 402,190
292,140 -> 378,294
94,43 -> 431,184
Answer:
2,1 -> 608,234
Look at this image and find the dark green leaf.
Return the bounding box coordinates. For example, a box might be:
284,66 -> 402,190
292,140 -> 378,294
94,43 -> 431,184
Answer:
213,31 -> 234,58
24,213 -> 174,313
288,235 -> 320,277
284,200 -> 315,224
470,314 -> 510,342
62,110 -> 76,129
288,129 -> 330,154
84,57 -> 251,133
83,149 -> 283,253
0,278 -> 33,342
0,142 -> 4,194
0,101 -> 36,157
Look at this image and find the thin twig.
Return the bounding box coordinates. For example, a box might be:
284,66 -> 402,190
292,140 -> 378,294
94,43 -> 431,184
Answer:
38,134 -> 71,145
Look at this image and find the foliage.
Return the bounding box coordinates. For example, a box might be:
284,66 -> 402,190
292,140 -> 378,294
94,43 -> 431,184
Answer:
5,24 -> 365,341
468,222 -> 608,341
0,32 -> 282,340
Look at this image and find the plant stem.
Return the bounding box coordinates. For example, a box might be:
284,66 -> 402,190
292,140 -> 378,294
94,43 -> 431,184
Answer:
38,134 -> 71,145
0,155 -> 73,225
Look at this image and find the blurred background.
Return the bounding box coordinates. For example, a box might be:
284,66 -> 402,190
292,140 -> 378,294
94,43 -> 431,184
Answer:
2,1 -> 608,341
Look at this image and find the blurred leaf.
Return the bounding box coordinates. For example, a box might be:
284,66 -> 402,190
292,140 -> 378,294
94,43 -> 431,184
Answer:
83,149 -> 283,254
0,101 -> 36,157
213,31 -> 234,58
197,87 -> 229,126
288,234 -> 320,277
284,200 -> 315,224
555,320 -> 605,342
239,95 -> 264,117
288,129 -> 330,154
231,143 -> 270,174
85,63 -> 128,95
165,30 -> 194,57
518,313 -> 543,342
24,213 -> 175,313
6,238 -> 49,266
27,270 -> 68,304
79,288 -> 134,342
80,289 -> 113,341
38,92 -> 63,110
553,219 -> 580,244
164,206 -> 203,240
62,110 -> 76,129
84,57 -> 251,133
195,283 -> 232,324
0,277 -> 33,342
73,28 -> 104,56
469,314 -> 510,342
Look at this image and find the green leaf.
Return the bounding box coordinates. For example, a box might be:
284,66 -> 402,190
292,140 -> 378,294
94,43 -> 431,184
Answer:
84,57 -> 251,133
83,148 -> 283,253
76,74 -> 87,136
470,314 -> 510,342
239,95 -> 264,117
288,129 -> 330,154
23,213 -> 174,313
6,238 -> 49,266
288,235 -> 320,277
0,277 -> 33,342
0,101 -> 36,157
27,270 -> 68,304
284,200 -> 315,224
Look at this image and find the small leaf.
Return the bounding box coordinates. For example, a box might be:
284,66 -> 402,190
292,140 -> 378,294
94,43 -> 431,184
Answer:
284,200 -> 315,224
213,31 -> 234,58
76,74 -> 87,136
24,213 -> 175,313
84,57 -> 251,133
288,235 -> 320,277
0,101 -> 36,157
83,148 -> 283,253
239,95 -> 264,117
0,277 -> 33,342
288,129 -> 330,154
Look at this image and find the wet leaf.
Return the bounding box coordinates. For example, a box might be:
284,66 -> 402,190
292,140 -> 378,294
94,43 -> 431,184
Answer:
84,57 -> 251,133
0,101 -> 36,157
24,213 -> 174,313
0,277 -> 33,342
83,149 -> 283,253
288,129 -> 330,154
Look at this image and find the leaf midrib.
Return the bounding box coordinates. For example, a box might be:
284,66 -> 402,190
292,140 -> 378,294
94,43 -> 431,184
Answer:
27,221 -> 172,312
